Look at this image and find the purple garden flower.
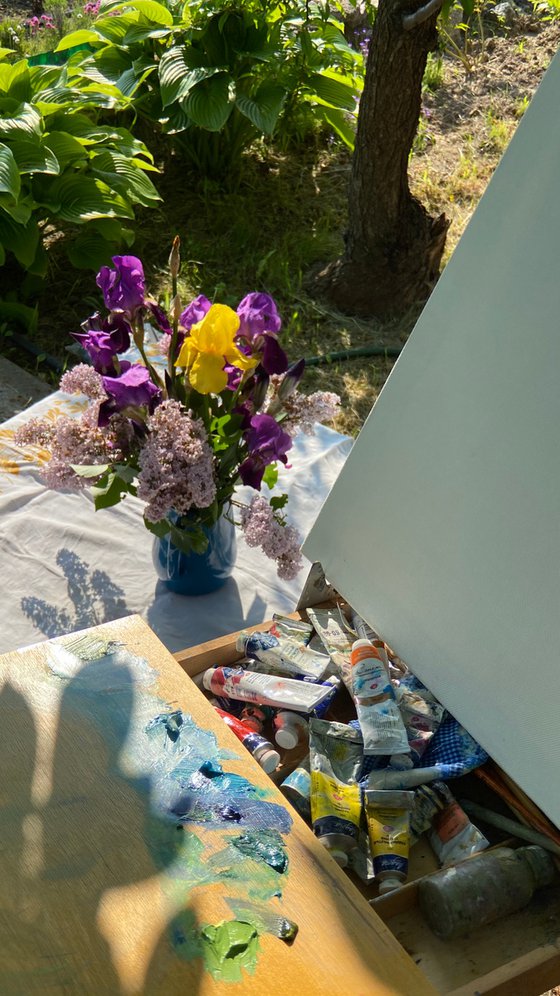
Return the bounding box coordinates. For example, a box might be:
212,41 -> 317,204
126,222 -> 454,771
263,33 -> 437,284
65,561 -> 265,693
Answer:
96,256 -> 146,316
239,413 -> 292,489
237,293 -> 282,340
72,312 -> 131,373
99,362 -> 161,426
180,295 -> 212,331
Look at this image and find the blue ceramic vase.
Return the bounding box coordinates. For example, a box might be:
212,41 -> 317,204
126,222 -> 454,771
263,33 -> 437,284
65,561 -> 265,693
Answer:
152,510 -> 237,595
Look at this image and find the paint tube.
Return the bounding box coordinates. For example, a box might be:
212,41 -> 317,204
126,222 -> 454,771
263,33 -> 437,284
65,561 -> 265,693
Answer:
365,789 -> 415,894
312,675 -> 342,718
350,640 -> 409,756
202,666 -> 333,714
429,794 -> 489,867
270,615 -> 313,645
306,606 -> 354,687
280,756 -> 311,822
348,829 -> 375,884
409,782 -> 451,844
368,766 -> 442,791
237,630 -> 330,681
309,719 -> 363,868
395,683 -> 446,764
273,710 -> 308,750
214,707 -> 281,774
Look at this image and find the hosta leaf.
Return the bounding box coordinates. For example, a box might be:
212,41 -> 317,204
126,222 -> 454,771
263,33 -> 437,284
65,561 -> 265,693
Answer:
66,227 -> 122,270
43,131 -> 87,167
235,81 -> 286,135
0,194 -> 32,224
0,213 -> 40,267
42,174 -> 135,223
181,73 -> 233,132
123,23 -> 173,43
305,71 -> 358,111
122,0 -> 173,25
0,49 -> 14,60
94,12 -> 139,43
91,150 -> 160,206
0,62 -> 31,103
9,137 -> 60,174
0,143 -> 20,200
55,30 -> 100,52
319,106 -> 357,149
0,101 -> 42,137
159,102 -> 192,134
159,47 -> 220,108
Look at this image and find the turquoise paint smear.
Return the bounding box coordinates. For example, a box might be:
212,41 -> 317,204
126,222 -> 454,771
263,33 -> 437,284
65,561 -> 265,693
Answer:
231,830 -> 289,873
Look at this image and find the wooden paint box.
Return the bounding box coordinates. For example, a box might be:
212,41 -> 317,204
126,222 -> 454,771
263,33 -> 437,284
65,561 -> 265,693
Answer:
175,609 -> 560,996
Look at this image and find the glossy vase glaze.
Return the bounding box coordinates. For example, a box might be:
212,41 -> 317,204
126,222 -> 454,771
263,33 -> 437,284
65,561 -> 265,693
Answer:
152,511 -> 237,595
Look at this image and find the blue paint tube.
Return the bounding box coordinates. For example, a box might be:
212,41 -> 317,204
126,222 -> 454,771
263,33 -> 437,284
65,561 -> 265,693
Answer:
280,756 -> 311,822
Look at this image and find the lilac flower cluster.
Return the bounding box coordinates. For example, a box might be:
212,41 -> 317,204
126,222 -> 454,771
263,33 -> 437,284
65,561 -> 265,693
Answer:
267,377 -> 340,436
240,496 -> 303,581
15,408 -> 132,492
137,401 -> 216,523
59,364 -> 106,400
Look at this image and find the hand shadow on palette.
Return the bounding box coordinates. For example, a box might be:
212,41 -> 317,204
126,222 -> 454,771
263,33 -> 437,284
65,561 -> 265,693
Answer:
0,665 -> 203,995
20,548 -> 130,640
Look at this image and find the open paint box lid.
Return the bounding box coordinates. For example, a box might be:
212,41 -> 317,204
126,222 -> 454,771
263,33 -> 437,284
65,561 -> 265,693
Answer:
303,49 -> 560,831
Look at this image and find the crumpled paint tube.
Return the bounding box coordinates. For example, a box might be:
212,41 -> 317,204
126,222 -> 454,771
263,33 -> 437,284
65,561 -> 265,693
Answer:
237,630 -> 330,681
309,719 -> 363,868
395,683 -> 446,764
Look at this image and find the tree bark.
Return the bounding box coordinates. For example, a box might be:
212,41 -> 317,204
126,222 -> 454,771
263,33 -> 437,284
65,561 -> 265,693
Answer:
317,0 -> 449,319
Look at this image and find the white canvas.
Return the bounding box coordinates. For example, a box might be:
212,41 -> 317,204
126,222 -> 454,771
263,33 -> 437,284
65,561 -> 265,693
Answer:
304,50 -> 560,827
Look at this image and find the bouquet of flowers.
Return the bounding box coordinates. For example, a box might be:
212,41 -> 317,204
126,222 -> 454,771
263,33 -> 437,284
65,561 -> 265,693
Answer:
16,239 -> 339,582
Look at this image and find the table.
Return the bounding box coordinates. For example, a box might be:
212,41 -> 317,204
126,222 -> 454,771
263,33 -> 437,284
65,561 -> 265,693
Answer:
0,365 -> 352,656
0,614 -> 434,994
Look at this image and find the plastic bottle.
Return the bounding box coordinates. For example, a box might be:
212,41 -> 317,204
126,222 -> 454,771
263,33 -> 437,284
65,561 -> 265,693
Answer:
273,710 -> 308,749
418,845 -> 556,939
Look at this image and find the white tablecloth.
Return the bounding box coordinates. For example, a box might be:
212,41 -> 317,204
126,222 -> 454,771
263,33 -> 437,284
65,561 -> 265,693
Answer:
0,379 -> 352,655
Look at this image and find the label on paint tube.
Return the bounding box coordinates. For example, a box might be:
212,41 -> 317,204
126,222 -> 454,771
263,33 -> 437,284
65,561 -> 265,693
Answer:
311,771 -> 362,839
237,631 -> 330,681
202,666 -> 332,714
350,640 -> 409,756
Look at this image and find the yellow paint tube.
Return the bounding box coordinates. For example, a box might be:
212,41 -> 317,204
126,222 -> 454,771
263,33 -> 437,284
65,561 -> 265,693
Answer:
309,719 -> 363,868
365,789 -> 415,895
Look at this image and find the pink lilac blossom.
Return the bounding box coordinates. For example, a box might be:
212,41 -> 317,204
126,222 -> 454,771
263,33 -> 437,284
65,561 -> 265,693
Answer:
269,386 -> 340,436
137,400 -> 216,523
14,408 -> 129,492
59,364 -> 107,400
240,495 -> 303,580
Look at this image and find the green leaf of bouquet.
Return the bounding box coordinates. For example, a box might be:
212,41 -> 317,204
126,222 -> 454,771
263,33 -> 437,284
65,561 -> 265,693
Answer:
235,81 -> 286,135
0,143 -> 21,201
181,73 -> 234,132
262,464 -> 279,490
143,516 -> 171,539
169,521 -> 209,555
270,493 -> 288,511
70,463 -> 110,478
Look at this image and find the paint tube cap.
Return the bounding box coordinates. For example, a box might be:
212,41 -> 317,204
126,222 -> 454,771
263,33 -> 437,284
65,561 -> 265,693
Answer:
327,848 -> 349,868
235,631 -> 250,652
253,744 -> 281,774
378,876 -> 403,895
275,727 -> 300,750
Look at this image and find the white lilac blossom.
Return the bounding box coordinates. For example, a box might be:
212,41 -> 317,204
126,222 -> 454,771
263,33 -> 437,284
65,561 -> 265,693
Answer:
137,400 -> 216,523
273,387 -> 340,437
240,495 -> 303,581
59,364 -> 107,400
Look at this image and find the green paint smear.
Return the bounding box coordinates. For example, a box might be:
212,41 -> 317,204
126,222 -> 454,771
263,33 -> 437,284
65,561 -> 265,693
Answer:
207,842 -> 283,901
225,898 -> 299,942
231,830 -> 289,873
200,920 -> 260,982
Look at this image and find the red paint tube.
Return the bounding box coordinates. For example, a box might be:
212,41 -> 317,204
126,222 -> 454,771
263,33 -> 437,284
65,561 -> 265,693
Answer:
214,707 -> 281,774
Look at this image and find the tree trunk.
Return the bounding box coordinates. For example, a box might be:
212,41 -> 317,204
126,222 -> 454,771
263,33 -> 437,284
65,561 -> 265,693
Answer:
317,0 -> 449,319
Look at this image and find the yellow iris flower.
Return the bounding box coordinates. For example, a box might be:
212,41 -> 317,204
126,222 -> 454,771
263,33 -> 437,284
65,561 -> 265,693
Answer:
175,303 -> 256,394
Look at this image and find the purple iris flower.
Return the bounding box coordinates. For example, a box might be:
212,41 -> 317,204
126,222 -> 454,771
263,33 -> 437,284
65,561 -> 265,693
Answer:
180,295 -> 212,331
239,413 -> 292,489
146,301 -> 172,336
225,364 -> 243,391
236,293 -> 282,340
71,312 -> 131,373
96,256 -> 146,316
99,362 -> 161,426
262,335 -> 288,375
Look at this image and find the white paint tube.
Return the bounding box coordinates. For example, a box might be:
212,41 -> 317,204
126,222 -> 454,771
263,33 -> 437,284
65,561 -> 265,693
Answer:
368,766 -> 443,791
395,684 -> 446,764
237,630 -> 330,681
350,640 -> 409,756
201,666 -> 333,714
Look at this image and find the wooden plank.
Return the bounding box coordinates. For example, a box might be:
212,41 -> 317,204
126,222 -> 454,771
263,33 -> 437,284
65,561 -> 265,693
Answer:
0,615 -> 435,995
